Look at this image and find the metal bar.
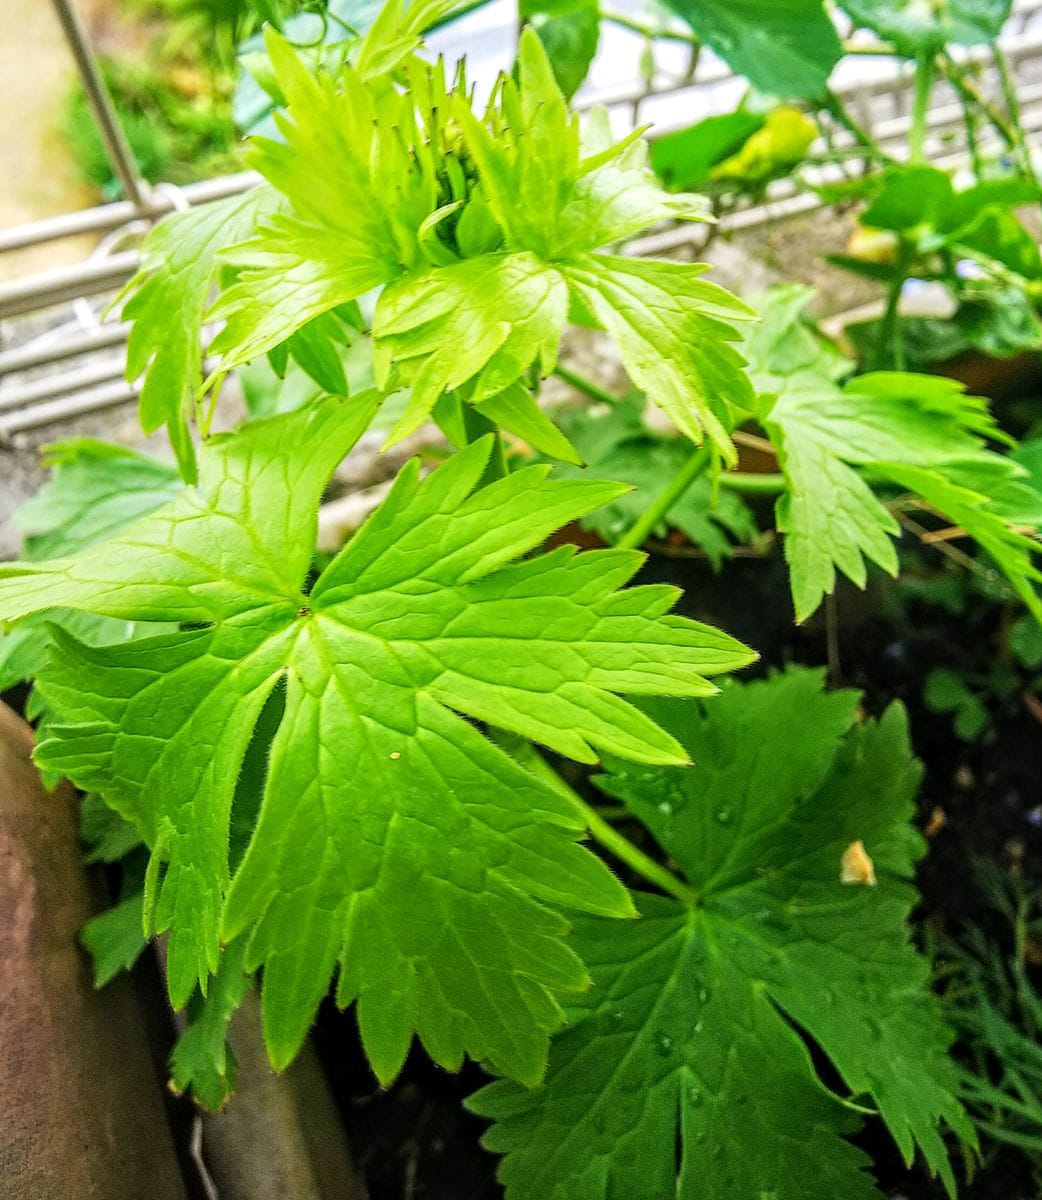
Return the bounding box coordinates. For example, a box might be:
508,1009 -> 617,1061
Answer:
0,251 -> 138,319
0,323 -> 128,376
0,359 -> 127,413
0,379 -> 139,442
50,0 -> 149,211
0,173 -> 260,254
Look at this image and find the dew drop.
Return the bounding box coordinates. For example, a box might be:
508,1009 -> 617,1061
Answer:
687,1087 -> 704,1107
654,1031 -> 674,1057
698,986 -> 710,1004
714,806 -> 734,825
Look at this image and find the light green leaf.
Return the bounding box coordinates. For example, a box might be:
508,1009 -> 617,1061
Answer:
474,381 -> 583,464
374,252 -> 568,444
562,254 -> 755,462
208,32 -> 440,370
17,439 -> 181,560
839,0 -> 1012,54
752,288 -> 1038,620
0,438 -> 180,695
120,187 -> 283,476
0,398 -> 752,1085
473,670 -> 973,1198
659,0 -> 842,97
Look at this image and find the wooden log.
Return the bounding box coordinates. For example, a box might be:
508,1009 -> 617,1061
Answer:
0,700 -> 187,1200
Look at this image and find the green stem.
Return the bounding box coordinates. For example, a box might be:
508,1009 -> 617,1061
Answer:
875,241 -> 912,371
910,52 -> 934,163
511,732 -> 698,906
601,9 -> 700,47
552,364 -> 622,408
718,471 -> 785,495
937,52 -> 1018,149
580,799 -> 700,907
957,71 -> 984,180
821,91 -> 893,165
616,448 -> 707,550
993,41 -> 1038,186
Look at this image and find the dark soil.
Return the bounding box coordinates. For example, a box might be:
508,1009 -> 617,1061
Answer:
312,530 -> 1042,1200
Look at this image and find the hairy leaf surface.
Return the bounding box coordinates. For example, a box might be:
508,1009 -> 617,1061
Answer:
472,670 -> 972,1198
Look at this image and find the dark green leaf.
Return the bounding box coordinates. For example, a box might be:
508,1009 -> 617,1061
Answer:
658,0 -> 842,97
650,111 -> 764,191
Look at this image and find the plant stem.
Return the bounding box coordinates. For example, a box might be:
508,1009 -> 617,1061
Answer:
552,364 -> 622,407
993,41 -> 1039,186
957,71 -> 985,180
616,448 -> 707,550
718,471 -> 785,495
937,52 -> 1018,149
600,9 -> 700,47
876,242 -> 911,371
910,52 -> 934,163
579,798 -> 701,907
821,91 -> 893,165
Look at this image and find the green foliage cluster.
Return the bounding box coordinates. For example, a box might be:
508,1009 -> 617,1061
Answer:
7,1 -> 1042,1195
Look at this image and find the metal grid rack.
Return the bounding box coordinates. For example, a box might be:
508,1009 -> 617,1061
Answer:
3,0 -> 1042,443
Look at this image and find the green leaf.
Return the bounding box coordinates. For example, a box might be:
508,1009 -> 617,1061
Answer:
472,670 -> 973,1199
374,252 -> 568,443
0,398 -> 753,1085
743,283 -> 850,398
872,462 -> 1042,620
709,106 -> 818,184
80,891 -> 148,987
838,0 -> 1012,54
17,439 -> 181,559
0,438 -> 181,695
523,0 -> 600,100
861,165 -> 955,232
474,381 -> 583,464
120,187 -> 283,476
750,289 -> 1040,620
659,0 -> 842,97
81,792 -> 143,864
170,939 -> 251,1110
555,395 -> 758,566
562,255 -> 755,462
650,111 -> 765,192
1010,612 -> 1042,668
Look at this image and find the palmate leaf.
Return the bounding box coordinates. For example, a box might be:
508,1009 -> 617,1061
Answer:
746,288 -> 1042,620
205,25 -> 754,460
472,670 -> 973,1199
0,397 -> 753,1085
